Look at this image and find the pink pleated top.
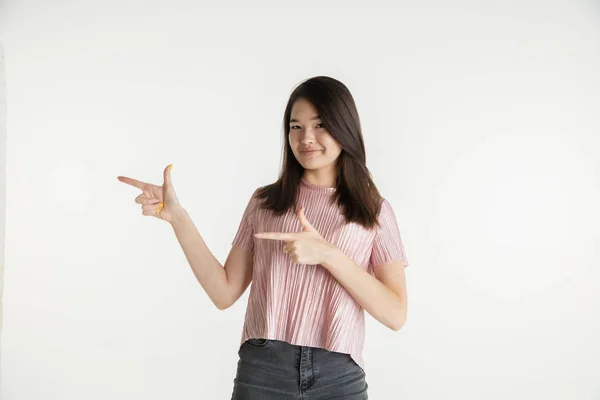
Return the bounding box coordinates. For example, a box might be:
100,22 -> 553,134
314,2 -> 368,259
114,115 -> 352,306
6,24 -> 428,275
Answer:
231,178 -> 409,370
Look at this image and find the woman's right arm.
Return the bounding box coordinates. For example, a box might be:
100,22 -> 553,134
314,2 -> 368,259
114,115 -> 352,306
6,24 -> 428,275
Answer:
170,207 -> 253,310
118,165 -> 252,310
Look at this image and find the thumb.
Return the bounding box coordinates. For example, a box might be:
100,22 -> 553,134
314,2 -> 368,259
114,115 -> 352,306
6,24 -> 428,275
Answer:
297,206 -> 317,232
163,164 -> 173,187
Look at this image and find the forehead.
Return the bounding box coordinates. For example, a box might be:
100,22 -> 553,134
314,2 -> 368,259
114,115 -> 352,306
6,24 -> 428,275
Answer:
290,98 -> 319,119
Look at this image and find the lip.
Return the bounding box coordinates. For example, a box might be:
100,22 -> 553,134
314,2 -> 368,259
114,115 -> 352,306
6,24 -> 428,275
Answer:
300,149 -> 322,155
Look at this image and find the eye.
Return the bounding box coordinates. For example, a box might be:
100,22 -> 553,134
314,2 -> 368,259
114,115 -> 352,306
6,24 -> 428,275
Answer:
290,125 -> 300,130
316,123 -> 325,129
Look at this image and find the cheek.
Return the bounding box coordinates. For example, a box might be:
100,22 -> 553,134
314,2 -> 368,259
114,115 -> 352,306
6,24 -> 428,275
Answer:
288,135 -> 297,150
323,137 -> 342,156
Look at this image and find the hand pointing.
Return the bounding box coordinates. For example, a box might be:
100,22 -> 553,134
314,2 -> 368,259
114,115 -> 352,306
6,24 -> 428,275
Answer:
117,164 -> 182,223
254,206 -> 337,265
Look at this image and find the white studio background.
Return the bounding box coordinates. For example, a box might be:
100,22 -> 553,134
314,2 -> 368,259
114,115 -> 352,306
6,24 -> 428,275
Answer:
0,34 -> 6,399
1,1 -> 600,399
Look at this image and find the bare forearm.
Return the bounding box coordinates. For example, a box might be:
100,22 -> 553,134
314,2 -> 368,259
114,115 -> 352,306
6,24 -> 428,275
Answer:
169,207 -> 229,308
322,248 -> 406,331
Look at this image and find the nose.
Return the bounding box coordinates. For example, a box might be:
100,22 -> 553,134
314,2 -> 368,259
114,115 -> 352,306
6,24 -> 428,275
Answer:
300,128 -> 316,144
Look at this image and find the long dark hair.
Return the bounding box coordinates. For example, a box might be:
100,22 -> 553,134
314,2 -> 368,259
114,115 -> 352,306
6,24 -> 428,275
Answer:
255,76 -> 383,229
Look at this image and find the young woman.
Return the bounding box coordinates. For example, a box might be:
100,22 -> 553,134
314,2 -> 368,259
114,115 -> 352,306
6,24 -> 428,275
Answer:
118,76 -> 409,399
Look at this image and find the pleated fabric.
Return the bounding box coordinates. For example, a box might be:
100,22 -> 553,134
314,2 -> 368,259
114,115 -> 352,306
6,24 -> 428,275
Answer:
231,178 -> 408,370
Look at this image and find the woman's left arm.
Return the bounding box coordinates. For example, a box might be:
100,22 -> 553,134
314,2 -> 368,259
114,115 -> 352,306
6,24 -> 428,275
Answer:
322,250 -> 407,331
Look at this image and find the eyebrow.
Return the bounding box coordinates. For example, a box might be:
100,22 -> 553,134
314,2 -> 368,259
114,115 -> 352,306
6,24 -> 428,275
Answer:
289,115 -> 321,123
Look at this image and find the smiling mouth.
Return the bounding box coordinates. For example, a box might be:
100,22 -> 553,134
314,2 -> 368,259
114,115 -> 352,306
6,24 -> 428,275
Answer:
300,150 -> 322,154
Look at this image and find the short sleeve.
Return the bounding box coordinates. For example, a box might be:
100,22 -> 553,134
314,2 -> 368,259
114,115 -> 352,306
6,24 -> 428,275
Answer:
231,192 -> 259,253
369,199 -> 409,269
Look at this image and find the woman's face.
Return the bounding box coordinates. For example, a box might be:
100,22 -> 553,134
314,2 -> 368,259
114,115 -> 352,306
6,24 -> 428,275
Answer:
288,98 -> 342,176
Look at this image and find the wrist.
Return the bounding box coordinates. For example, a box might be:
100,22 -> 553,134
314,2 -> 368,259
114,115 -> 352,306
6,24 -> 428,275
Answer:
169,206 -> 188,227
321,243 -> 343,270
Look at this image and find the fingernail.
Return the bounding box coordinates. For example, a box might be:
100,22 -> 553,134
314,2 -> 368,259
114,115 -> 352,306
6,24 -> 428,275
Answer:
169,164 -> 173,170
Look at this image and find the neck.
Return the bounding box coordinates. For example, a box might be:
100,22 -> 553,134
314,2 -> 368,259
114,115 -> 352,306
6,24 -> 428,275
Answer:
302,170 -> 336,188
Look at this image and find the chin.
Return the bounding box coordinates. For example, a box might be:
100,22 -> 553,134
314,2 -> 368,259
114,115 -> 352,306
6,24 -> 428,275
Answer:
300,161 -> 329,171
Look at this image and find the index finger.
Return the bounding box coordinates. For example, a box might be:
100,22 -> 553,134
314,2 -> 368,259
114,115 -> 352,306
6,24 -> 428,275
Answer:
117,176 -> 147,190
254,232 -> 299,241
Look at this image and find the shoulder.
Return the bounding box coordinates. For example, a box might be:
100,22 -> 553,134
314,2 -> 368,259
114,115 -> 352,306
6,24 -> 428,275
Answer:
375,197 -> 399,225
380,197 -> 393,211
375,195 -> 392,213
252,181 -> 277,197
250,181 -> 282,204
